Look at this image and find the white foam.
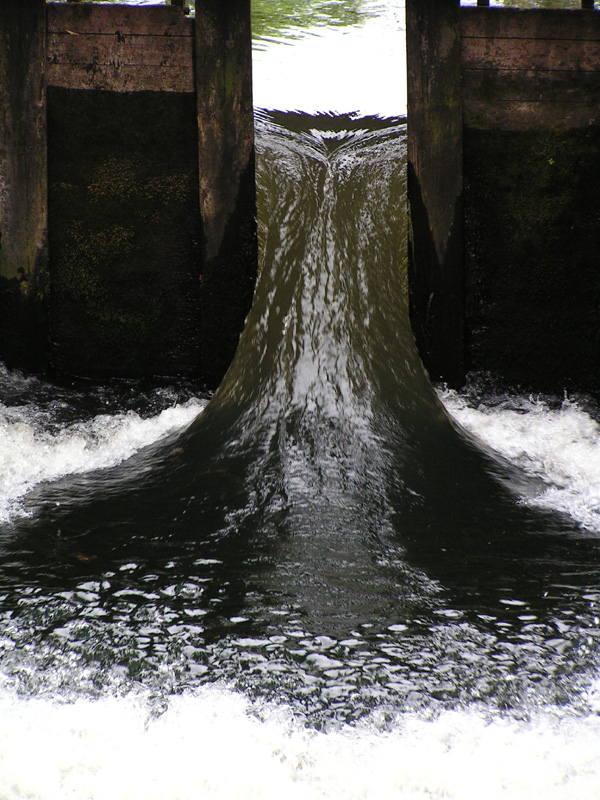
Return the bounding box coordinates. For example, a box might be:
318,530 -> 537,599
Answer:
0,686 -> 598,800
0,400 -> 206,522
441,391 -> 600,533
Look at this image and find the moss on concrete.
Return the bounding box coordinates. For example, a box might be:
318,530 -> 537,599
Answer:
47,88 -> 203,378
464,126 -> 600,392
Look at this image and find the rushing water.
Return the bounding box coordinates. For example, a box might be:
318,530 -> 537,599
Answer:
2,2 -> 600,798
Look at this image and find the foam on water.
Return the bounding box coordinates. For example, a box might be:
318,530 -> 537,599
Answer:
440,390 -> 600,534
0,389 -> 206,522
0,684 -> 599,800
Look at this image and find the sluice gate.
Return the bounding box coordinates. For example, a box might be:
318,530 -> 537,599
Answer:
407,0 -> 600,393
0,0 -> 256,386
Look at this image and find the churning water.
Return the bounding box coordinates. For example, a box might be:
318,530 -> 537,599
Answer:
2,2 -> 600,798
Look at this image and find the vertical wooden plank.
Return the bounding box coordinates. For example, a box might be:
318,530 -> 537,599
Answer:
195,0 -> 257,387
406,0 -> 464,386
0,0 -> 48,371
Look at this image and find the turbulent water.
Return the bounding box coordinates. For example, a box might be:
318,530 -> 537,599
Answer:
2,113 -> 600,797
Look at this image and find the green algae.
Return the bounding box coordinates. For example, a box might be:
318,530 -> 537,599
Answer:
464,127 -> 600,392
47,88 -> 204,378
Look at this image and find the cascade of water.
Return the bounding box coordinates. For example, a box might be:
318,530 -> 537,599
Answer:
0,114 -> 600,798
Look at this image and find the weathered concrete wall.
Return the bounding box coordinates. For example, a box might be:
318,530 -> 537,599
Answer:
0,1 -> 256,386
0,0 -> 49,372
407,3 -> 600,394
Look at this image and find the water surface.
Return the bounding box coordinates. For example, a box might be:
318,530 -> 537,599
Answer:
1,2 -> 600,798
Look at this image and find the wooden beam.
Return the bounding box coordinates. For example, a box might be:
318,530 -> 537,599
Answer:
0,0 -> 49,370
47,3 -> 192,35
461,8 -> 600,131
461,8 -> 600,40
462,35 -> 600,73
406,0 -> 464,385
46,2 -> 194,93
462,68 -> 600,130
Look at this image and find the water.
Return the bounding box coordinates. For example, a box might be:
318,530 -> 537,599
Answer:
2,2 -> 600,798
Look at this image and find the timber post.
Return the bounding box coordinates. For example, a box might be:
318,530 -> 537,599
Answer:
406,0 -> 464,387
195,0 -> 257,387
0,0 -> 49,372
